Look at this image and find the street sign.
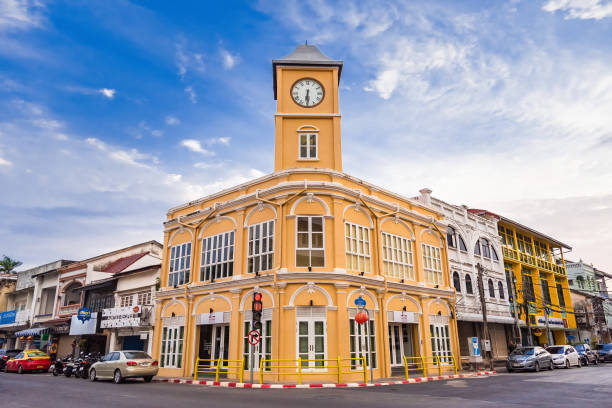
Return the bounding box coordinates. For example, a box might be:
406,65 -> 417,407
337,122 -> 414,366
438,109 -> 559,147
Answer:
354,296 -> 366,308
248,329 -> 261,345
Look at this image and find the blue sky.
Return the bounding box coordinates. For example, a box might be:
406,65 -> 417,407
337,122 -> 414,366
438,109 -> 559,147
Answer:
1,0 -> 611,271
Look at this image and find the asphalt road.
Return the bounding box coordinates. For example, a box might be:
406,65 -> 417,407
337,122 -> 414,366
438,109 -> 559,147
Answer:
2,365 -> 612,408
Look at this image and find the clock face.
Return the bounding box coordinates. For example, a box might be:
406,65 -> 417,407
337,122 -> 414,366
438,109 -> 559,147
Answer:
291,78 -> 324,107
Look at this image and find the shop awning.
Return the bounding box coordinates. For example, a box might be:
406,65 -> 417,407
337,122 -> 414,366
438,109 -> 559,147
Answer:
14,327 -> 48,337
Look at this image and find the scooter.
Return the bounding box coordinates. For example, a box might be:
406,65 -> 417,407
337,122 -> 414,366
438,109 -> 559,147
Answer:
63,356 -> 75,377
77,353 -> 100,379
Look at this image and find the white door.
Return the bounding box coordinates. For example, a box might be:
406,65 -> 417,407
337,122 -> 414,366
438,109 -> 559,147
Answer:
296,307 -> 327,371
350,317 -> 377,369
243,318 -> 272,371
389,324 -> 414,367
430,323 -> 452,364
212,324 -> 229,367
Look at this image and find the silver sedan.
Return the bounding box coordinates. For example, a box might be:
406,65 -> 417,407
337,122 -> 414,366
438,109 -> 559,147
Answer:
89,350 -> 159,384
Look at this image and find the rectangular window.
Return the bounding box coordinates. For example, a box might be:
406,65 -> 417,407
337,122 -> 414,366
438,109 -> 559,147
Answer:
299,133 -> 317,159
247,221 -> 274,274
556,283 -> 566,307
243,319 -> 272,371
430,324 -> 452,364
201,231 -> 235,281
136,290 -> 152,306
160,326 -> 184,368
522,272 -> 535,303
169,242 -> 191,287
120,294 -> 133,307
541,279 -> 551,305
422,244 -> 442,285
349,318 -> 377,369
296,216 -> 324,267
382,232 -> 414,281
345,222 -> 371,273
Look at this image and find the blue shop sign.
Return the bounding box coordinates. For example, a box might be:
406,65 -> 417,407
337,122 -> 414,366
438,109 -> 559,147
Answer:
354,296 -> 367,307
0,310 -> 17,325
77,308 -> 92,322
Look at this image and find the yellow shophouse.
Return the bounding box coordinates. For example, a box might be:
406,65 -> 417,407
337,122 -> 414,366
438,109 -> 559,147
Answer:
152,44 -> 460,383
470,210 -> 576,346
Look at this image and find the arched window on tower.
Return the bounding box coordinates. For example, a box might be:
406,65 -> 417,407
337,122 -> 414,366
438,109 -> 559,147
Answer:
488,279 -> 496,298
465,275 -> 473,294
453,272 -> 461,293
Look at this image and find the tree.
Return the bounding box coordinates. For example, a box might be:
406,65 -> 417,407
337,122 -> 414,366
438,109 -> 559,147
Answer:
0,255 -> 22,274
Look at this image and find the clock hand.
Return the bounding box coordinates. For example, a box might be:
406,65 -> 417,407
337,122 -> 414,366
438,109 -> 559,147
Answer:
305,89 -> 310,105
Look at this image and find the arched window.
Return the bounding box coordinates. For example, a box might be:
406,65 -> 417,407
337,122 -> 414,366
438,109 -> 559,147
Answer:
474,239 -> 481,256
63,282 -> 82,306
447,227 -> 457,249
491,246 -> 499,261
488,279 -> 495,298
498,281 -> 505,299
447,227 -> 467,251
481,239 -> 491,258
576,275 -> 585,289
465,275 -> 473,294
453,272 -> 461,293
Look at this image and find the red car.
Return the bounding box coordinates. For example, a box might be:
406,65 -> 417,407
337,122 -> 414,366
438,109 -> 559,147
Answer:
4,349 -> 51,374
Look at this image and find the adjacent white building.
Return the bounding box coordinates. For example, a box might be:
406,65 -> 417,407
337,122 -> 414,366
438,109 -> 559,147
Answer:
416,189 -> 514,361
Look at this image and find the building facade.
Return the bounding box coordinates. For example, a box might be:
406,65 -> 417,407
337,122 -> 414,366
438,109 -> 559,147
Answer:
470,211 -> 576,346
152,44 -> 460,382
423,196 -> 513,362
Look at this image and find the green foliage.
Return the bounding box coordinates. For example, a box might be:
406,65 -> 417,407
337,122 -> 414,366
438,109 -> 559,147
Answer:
0,255 -> 22,274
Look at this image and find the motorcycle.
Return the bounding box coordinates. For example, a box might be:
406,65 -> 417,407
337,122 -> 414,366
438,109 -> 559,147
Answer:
63,356 -> 75,377
77,353 -> 100,379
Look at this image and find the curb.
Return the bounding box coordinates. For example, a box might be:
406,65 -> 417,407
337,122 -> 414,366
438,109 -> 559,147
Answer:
153,370 -> 496,389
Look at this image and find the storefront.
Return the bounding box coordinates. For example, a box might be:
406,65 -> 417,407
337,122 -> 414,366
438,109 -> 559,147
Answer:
102,305 -> 154,354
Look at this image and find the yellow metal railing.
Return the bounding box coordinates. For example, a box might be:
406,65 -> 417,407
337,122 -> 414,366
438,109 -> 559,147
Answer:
403,355 -> 458,378
193,357 -> 244,383
258,356 -> 367,385
502,246 -> 566,276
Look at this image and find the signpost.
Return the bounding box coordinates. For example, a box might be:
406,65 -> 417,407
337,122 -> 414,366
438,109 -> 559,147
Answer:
248,330 -> 261,346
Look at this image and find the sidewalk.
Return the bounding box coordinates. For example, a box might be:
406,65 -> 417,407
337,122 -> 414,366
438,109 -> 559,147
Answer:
153,370 -> 497,389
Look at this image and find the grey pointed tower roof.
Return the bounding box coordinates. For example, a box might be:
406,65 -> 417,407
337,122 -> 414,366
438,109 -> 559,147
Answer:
272,44 -> 343,99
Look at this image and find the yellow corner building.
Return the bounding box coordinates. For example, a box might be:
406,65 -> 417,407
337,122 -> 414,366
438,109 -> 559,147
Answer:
470,210 -> 577,346
152,44 -> 460,383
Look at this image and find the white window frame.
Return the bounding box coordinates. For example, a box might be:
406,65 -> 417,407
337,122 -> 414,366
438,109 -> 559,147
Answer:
430,323 -> 452,365
120,294 -> 133,307
349,313 -> 377,369
169,242 -> 191,287
345,222 -> 371,273
160,325 -> 184,368
298,132 -> 318,160
296,216 -> 325,268
296,307 -> 327,372
136,290 -> 152,306
422,244 -> 443,285
247,220 -> 274,274
243,314 -> 272,371
382,232 -> 414,280
200,230 -> 235,281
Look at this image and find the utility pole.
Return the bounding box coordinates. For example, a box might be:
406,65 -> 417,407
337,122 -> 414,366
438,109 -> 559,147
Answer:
508,272 -> 522,346
476,263 -> 494,370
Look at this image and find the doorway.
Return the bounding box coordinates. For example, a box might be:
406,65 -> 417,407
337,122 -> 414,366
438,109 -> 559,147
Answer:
388,323 -> 415,367
198,324 -> 229,367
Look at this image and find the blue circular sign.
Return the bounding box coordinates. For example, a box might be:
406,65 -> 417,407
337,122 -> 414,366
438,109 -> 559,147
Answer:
354,296 -> 366,307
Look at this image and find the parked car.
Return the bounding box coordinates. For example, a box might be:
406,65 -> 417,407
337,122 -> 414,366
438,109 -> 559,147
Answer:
0,349 -> 23,371
88,350 -> 158,384
546,345 -> 581,369
574,343 -> 598,366
4,349 -> 51,374
595,343 -> 612,362
507,346 -> 554,372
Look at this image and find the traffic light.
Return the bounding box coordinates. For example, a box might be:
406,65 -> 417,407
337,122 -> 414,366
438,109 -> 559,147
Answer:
252,292 -> 263,331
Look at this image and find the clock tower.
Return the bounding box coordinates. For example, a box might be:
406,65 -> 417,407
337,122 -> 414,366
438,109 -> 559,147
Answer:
272,44 -> 343,172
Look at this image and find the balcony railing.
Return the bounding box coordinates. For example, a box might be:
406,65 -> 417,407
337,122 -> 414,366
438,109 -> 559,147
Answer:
502,246 -> 566,275
58,304 -> 80,316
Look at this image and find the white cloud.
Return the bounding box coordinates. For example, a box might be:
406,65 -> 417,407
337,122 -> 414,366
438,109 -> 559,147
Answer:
184,86 -> 197,104
181,139 -> 213,155
165,115 -> 180,125
175,43 -> 205,79
0,156 -> 12,166
220,48 -> 240,70
543,0 -> 612,20
208,136 -> 231,146
0,0 -> 45,31
150,129 -> 163,137
99,88 -> 116,99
